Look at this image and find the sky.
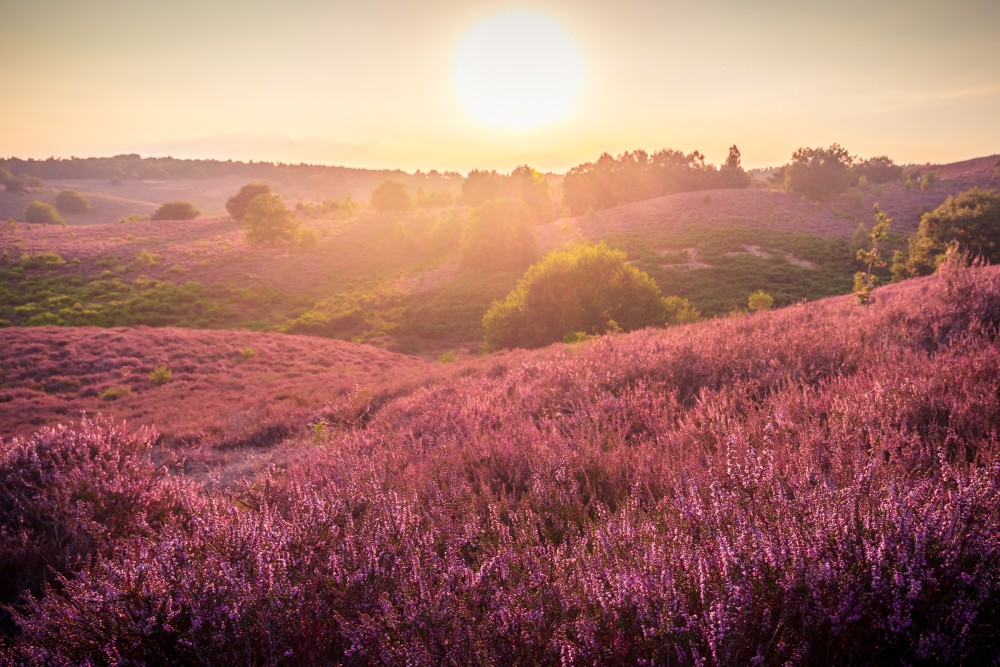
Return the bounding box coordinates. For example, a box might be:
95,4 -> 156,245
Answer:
2,0 -> 999,173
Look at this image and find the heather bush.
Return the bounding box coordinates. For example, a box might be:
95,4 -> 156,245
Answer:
0,418 -> 194,632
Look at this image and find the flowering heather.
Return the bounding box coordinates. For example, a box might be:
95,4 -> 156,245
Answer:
2,264 -> 1000,664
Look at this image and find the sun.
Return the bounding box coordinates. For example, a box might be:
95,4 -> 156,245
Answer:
452,11 -> 585,129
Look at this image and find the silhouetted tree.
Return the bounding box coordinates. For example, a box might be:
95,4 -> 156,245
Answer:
785,144 -> 854,199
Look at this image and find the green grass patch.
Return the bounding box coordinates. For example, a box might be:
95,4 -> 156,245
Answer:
606,225 -> 856,316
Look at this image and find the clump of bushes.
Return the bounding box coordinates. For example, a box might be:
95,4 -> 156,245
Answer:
243,193 -> 300,246
151,201 -> 200,221
23,201 -> 64,226
893,187 -> 1000,278
54,190 -> 91,214
371,180 -> 413,212
460,198 -> 537,272
226,183 -> 272,221
483,242 -> 694,350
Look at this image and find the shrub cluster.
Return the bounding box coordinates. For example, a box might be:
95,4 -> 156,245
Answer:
151,201 -> 200,221
54,190 -> 91,214
23,201 -> 63,226
483,243 -> 696,350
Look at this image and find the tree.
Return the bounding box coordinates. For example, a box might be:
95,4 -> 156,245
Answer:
226,183 -> 272,221
893,188 -> 1000,278
151,201 -> 199,221
371,180 -> 412,212
55,190 -> 91,214
460,198 -> 538,272
243,193 -> 300,246
784,144 -> 854,199
853,156 -> 902,185
483,243 -> 689,350
854,205 -> 890,305
24,201 -> 64,225
719,144 -> 751,188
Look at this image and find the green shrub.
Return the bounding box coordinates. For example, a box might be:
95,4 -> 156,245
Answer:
483,243 -> 673,350
24,201 -> 64,225
148,366 -> 172,384
244,194 -> 300,246
151,201 -> 200,221
662,295 -> 700,323
99,386 -> 132,401
240,347 -> 255,360
747,290 -> 775,312
55,190 -> 91,214
226,183 -> 272,221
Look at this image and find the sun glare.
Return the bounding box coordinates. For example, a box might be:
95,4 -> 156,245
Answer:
452,11 -> 585,129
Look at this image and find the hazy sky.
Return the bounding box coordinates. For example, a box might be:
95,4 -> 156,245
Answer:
2,0 -> 998,172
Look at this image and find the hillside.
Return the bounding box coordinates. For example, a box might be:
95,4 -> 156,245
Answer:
2,263 -> 999,663
2,154 -> 998,350
0,326 -> 431,480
